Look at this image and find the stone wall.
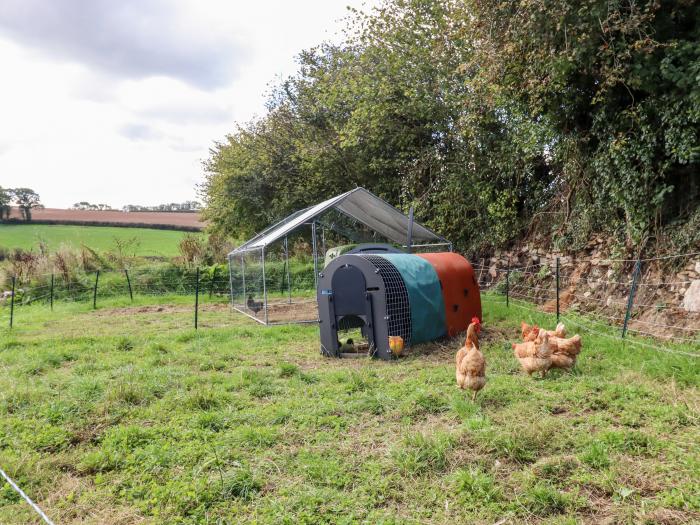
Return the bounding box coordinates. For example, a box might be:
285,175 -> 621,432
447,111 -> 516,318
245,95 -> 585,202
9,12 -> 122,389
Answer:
475,238 -> 700,341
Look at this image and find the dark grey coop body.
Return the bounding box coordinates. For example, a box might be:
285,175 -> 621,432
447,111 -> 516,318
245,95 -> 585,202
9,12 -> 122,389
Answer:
317,254 -> 412,360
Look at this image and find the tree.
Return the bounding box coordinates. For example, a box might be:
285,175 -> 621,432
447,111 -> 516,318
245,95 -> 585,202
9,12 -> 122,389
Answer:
0,186 -> 11,220
201,0 -> 700,255
11,188 -> 42,221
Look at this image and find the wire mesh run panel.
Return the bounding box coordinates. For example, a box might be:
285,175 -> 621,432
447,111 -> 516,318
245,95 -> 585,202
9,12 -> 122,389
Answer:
361,255 -> 412,347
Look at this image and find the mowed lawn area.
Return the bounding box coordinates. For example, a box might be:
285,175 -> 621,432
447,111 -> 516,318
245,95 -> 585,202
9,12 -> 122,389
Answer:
0,224 -> 200,257
0,295 -> 698,524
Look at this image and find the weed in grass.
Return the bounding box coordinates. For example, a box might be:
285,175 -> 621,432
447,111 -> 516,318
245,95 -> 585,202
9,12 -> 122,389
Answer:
269,407 -> 292,424
0,389 -> 34,414
299,371 -> 319,383
28,425 -> 74,453
196,412 -> 226,432
115,336 -> 134,352
521,482 -> 576,516
296,451 -> 352,489
347,393 -> 386,415
176,331 -> 196,343
248,382 -> 279,399
220,466 -> 262,500
489,421 -> 553,464
451,394 -> 480,420
150,342 -> 169,353
279,362 -> 299,377
392,431 -> 455,475
108,382 -> 153,406
0,340 -> 22,350
20,361 -> 46,376
41,351 -> 77,368
186,390 -> 223,410
405,390 -> 449,416
580,441 -> 611,469
452,467 -> 502,505
602,430 -> 658,456
345,370 -> 378,393
237,426 -> 278,448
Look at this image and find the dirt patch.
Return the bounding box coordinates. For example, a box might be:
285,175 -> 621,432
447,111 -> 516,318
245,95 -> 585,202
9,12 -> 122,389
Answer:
238,299 -> 318,324
92,303 -> 230,317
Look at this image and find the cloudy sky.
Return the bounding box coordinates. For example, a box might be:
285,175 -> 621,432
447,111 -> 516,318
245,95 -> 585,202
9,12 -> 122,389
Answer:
0,0 -> 376,208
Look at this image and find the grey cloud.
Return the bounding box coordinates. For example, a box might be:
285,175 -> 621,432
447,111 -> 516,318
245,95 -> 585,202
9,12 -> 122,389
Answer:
0,0 -> 243,89
119,123 -> 162,141
119,123 -> 203,153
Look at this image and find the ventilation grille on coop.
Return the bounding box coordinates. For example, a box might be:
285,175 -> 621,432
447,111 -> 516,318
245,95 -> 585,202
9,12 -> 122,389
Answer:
362,255 -> 412,347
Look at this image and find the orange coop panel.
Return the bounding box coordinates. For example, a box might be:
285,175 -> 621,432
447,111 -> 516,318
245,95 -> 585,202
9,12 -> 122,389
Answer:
417,252 -> 482,337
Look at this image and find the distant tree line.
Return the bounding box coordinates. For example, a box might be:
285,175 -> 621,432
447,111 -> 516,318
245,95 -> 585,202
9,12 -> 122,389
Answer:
0,187 -> 42,221
71,202 -> 114,211
202,0 -> 699,256
122,201 -> 202,213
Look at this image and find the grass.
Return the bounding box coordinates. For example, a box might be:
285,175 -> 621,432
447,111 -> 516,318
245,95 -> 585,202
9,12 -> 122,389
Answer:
0,224 -> 200,257
0,294 -> 698,523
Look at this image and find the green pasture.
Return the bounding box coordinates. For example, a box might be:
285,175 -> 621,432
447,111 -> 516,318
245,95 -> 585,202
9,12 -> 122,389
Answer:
0,294 -> 698,523
0,224 -> 200,257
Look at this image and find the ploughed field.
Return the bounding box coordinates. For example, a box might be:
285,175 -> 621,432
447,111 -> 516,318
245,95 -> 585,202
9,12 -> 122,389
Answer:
0,294 -> 698,524
6,208 -> 204,229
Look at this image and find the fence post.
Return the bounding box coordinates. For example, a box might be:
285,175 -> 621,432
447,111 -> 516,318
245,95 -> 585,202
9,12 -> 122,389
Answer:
50,273 -> 54,311
262,247 -> 269,325
125,269 -> 133,301
284,236 -> 292,304
9,276 -> 15,328
406,205 -> 414,253
556,257 -> 560,323
506,263 -> 510,307
311,221 -> 319,291
194,267 -> 200,330
92,270 -> 100,309
621,258 -> 642,338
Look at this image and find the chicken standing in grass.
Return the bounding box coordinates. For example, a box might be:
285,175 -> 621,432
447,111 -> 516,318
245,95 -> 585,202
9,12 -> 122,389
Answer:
456,318 -> 486,401
547,334 -> 582,370
513,332 -> 552,377
520,321 -> 582,371
521,321 -> 566,341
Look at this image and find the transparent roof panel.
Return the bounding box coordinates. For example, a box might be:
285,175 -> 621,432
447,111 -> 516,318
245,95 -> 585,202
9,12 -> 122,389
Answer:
230,187 -> 447,254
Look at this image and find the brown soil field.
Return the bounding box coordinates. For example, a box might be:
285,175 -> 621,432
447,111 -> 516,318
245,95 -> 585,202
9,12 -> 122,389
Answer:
7,208 -> 205,230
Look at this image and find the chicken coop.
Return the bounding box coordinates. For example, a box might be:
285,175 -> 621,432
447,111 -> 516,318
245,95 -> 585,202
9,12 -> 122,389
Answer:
317,252 -> 481,359
228,187 -> 451,325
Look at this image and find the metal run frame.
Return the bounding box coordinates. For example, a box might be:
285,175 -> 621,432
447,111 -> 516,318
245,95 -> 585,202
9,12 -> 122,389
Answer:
228,188 -> 452,326
229,232 -> 322,326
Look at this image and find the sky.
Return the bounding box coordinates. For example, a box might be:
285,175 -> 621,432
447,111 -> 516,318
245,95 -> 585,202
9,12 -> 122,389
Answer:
0,0 -> 377,209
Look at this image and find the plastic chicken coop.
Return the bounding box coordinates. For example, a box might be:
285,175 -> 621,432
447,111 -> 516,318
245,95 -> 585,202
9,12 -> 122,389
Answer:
227,187 -> 452,325
317,252 -> 482,359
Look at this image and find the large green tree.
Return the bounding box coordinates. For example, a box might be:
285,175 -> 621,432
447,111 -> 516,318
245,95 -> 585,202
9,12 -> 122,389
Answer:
202,0 -> 699,255
11,188 -> 42,221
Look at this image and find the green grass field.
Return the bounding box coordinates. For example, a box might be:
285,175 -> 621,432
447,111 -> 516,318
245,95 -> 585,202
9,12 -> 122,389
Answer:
0,224 -> 199,257
0,295 -> 698,524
